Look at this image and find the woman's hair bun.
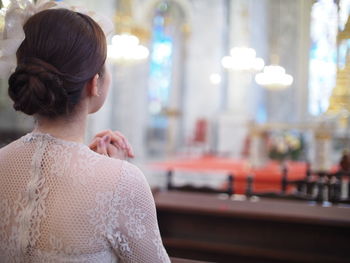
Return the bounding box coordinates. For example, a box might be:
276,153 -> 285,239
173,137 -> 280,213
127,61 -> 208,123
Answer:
8,9 -> 107,118
8,58 -> 69,117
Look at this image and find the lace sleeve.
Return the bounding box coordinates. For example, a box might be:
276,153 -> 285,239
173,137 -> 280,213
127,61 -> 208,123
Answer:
107,161 -> 170,263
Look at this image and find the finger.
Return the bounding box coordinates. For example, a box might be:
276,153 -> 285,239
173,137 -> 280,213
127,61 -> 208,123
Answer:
90,132 -> 112,148
128,148 -> 135,158
111,141 -> 126,154
109,133 -> 125,149
114,131 -> 128,149
124,140 -> 134,158
114,131 -> 134,157
110,141 -> 131,159
106,143 -> 116,157
92,130 -> 125,149
89,137 -> 99,150
103,135 -> 111,145
107,143 -> 126,160
98,130 -> 125,148
96,138 -> 108,156
94,129 -> 113,138
90,131 -> 110,148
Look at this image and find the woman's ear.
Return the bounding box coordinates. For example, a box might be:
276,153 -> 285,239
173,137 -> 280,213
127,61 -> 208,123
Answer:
86,74 -> 100,97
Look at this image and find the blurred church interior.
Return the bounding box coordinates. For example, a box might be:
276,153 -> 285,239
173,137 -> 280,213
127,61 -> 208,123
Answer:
1,0 -> 350,262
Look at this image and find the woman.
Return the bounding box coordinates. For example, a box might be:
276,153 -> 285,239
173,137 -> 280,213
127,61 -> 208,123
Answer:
0,6 -> 170,263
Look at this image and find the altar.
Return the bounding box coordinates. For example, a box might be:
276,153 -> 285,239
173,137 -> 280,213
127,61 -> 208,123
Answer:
149,155 -> 339,194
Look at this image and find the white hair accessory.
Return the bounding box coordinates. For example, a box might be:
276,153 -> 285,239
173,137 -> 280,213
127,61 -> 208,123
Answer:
0,0 -> 113,79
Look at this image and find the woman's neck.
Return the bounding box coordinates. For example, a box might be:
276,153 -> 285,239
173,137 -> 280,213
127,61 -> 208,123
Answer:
33,111 -> 87,144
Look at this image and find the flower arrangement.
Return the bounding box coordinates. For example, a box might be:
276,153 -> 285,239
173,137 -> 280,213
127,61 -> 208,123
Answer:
268,131 -> 305,161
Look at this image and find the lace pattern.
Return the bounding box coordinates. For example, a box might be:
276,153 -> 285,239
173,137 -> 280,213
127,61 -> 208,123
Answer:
7,136 -> 49,259
153,229 -> 169,263
0,132 -> 170,262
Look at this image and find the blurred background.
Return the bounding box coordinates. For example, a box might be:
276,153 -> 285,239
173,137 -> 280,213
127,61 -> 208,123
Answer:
1,0 -> 349,184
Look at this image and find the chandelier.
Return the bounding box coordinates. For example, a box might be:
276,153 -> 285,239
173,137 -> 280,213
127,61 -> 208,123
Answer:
255,64 -> 293,90
221,47 -> 264,71
107,0 -> 150,62
108,34 -> 149,61
255,0 -> 293,90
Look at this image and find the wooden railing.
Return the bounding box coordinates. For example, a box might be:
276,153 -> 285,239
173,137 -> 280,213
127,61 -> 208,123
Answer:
156,191 -> 350,263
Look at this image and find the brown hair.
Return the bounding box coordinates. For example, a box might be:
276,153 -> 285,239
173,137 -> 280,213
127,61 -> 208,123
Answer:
8,8 -> 107,118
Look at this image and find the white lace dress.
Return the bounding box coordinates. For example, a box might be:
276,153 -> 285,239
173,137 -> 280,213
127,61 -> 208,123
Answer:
0,132 -> 170,262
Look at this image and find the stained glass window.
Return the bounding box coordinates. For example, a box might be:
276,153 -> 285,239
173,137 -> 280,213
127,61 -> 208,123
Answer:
308,0 -> 338,116
146,1 -> 186,155
338,0 -> 350,72
148,8 -> 173,129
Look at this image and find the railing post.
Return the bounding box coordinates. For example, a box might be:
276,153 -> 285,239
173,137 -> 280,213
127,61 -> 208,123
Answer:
227,173 -> 234,196
167,170 -> 173,190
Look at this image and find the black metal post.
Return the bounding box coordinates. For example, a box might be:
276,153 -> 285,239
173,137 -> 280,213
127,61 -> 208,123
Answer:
246,174 -> 254,197
227,173 -> 234,196
281,164 -> 288,195
166,170 -> 173,190
316,174 -> 326,203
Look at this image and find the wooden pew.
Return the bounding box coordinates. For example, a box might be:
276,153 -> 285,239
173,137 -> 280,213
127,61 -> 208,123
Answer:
171,257 -> 210,263
155,191 -> 350,263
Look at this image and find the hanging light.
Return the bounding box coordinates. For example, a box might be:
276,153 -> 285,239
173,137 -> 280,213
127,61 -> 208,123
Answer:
107,34 -> 149,61
221,47 -> 265,71
255,64 -> 293,90
107,0 -> 150,63
255,0 -> 293,90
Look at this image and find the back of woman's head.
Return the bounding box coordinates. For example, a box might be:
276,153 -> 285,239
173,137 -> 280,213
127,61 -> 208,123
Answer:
8,8 -> 107,118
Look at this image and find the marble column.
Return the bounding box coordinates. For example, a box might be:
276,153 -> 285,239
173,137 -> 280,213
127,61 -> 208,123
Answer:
265,0 -> 312,123
217,0 -> 269,157
183,0 -> 225,149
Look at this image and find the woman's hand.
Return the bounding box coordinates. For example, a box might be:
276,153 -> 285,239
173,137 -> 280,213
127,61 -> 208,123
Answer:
89,130 -> 134,159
